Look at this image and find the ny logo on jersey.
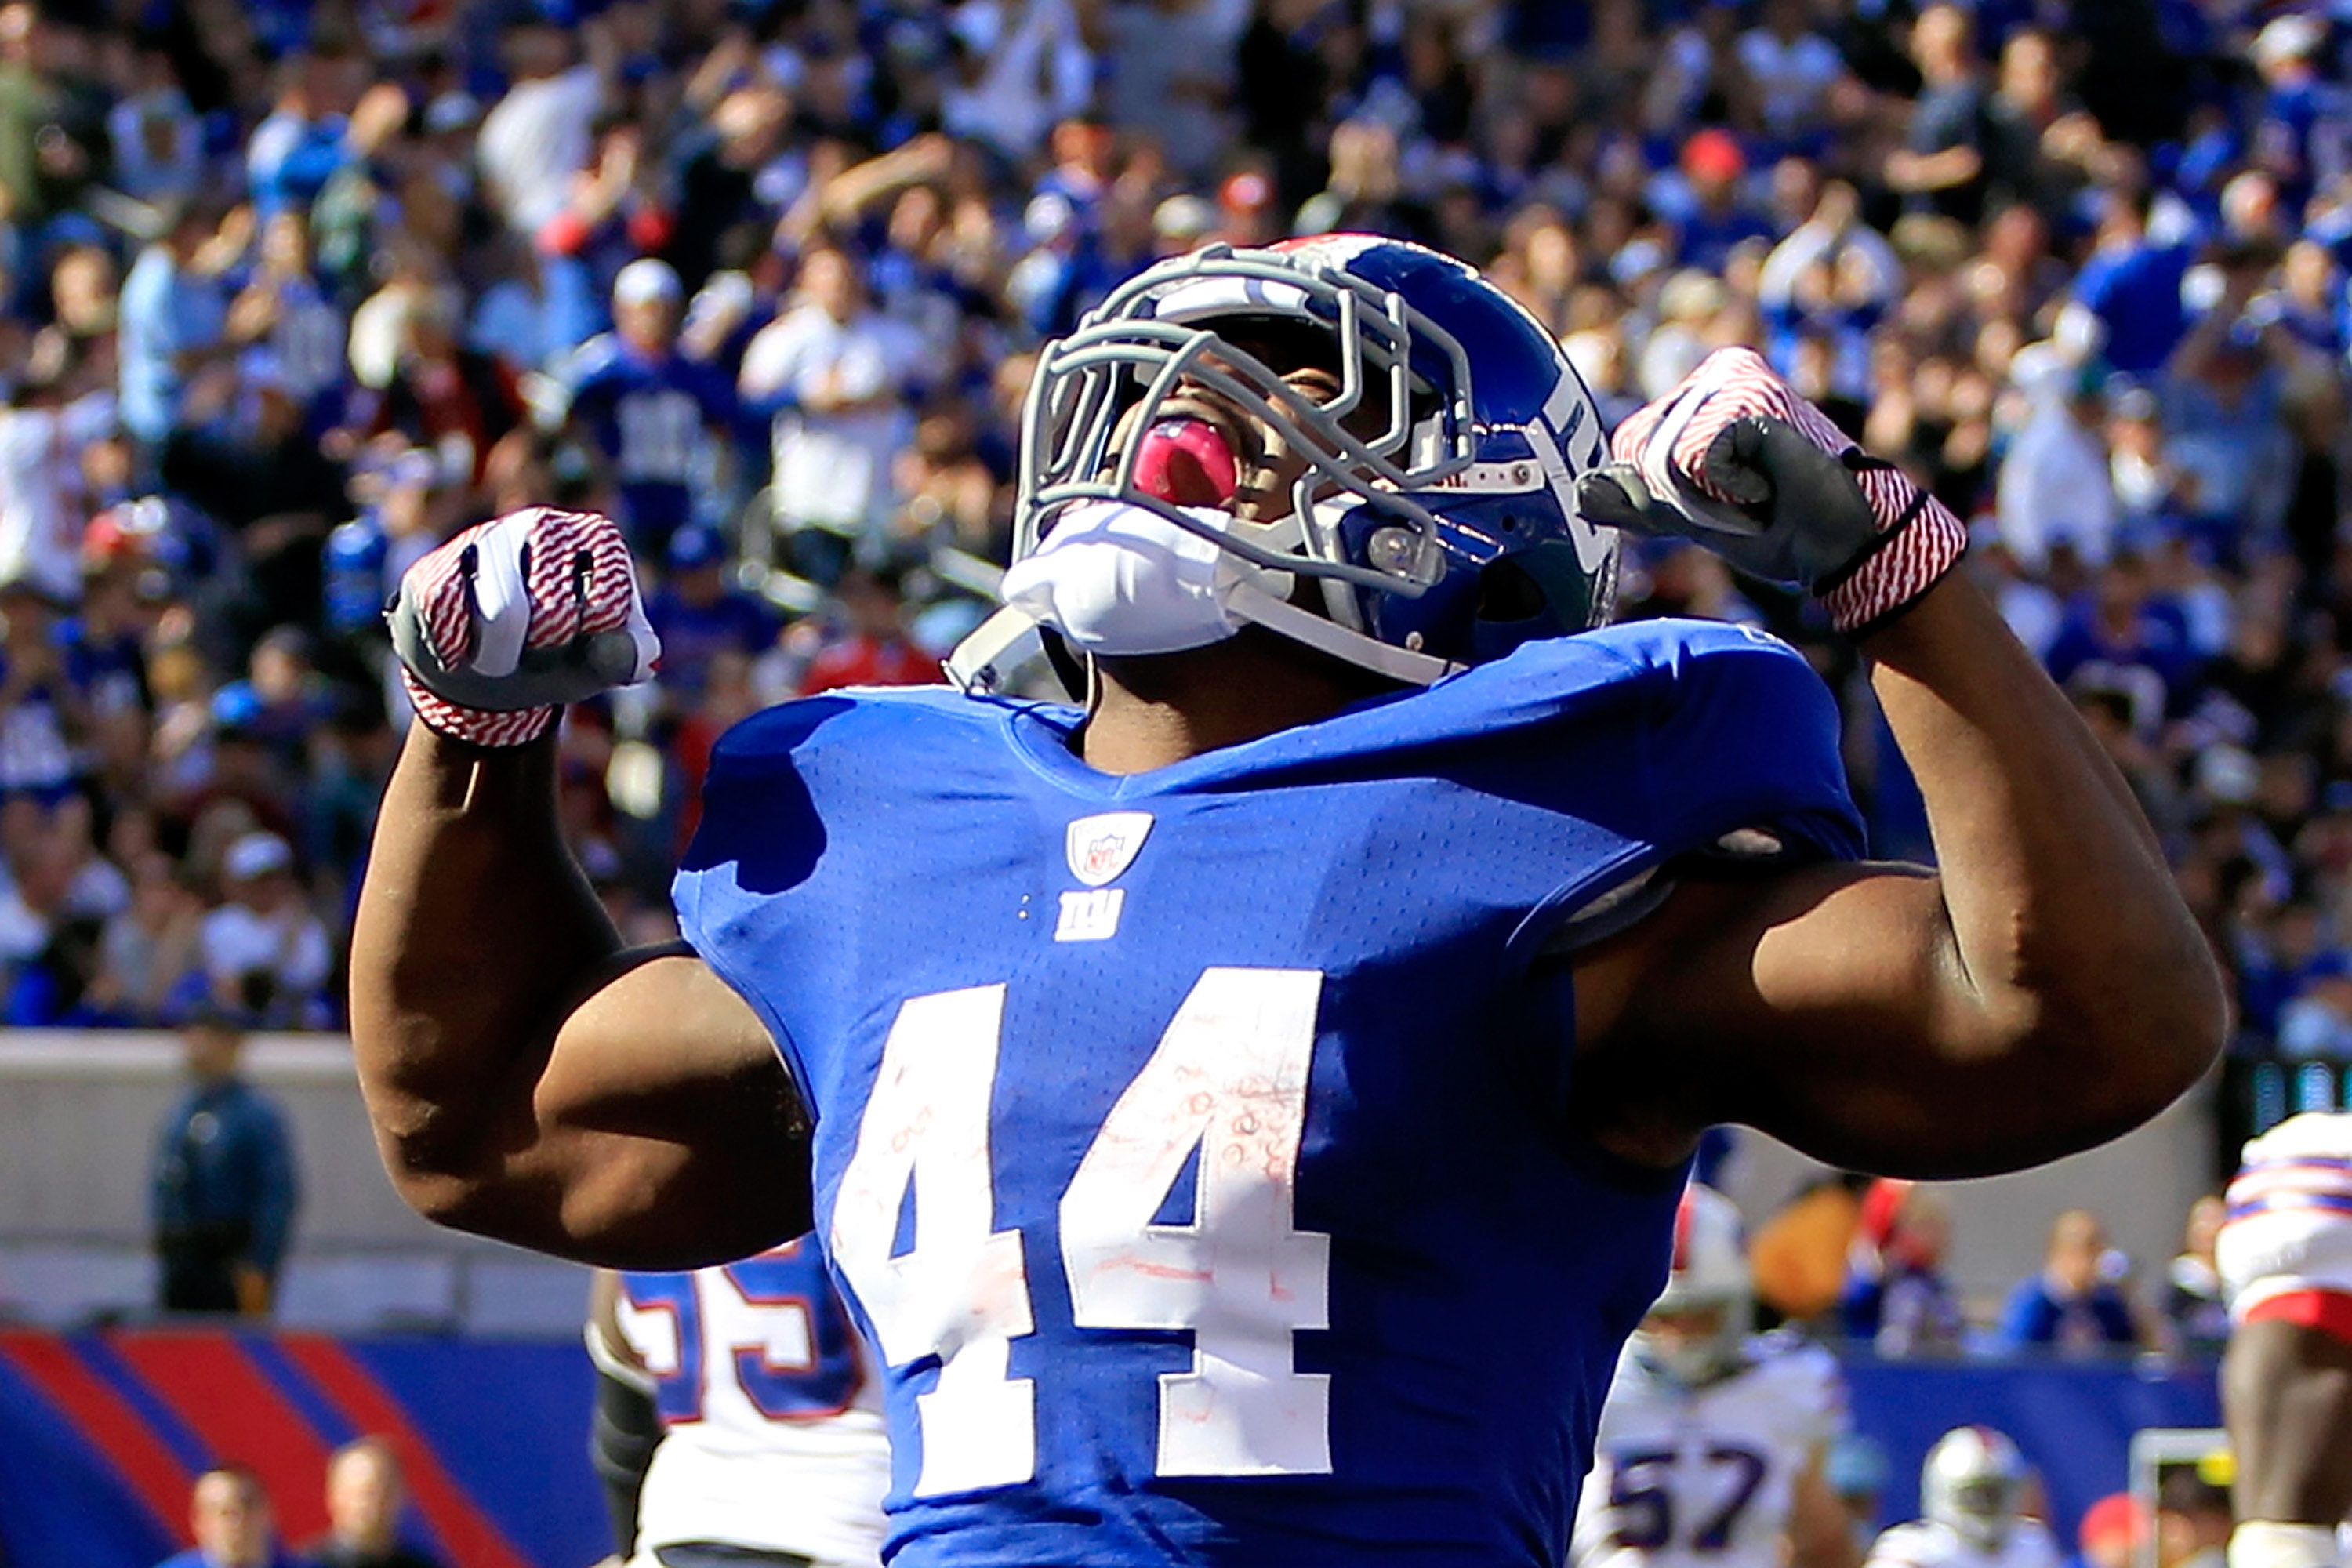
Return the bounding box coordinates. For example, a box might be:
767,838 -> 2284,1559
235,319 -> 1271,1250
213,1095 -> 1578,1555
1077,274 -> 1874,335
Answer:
1065,811 -> 1153,887
1055,888 -> 1125,942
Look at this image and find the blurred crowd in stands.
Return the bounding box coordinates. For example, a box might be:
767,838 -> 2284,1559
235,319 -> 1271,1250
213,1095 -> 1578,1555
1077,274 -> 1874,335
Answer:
0,0 -> 2348,1073
1751,1173 -> 2236,1361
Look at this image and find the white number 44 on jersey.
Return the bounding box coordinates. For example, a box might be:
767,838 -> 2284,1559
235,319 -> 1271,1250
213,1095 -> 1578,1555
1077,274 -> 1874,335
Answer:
829,967 -> 1333,1496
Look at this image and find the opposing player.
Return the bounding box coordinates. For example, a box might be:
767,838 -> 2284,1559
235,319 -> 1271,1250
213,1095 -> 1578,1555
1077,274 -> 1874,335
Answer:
349,236 -> 2223,1565
1574,1185 -> 1857,1568
584,1237 -> 889,1568
1864,1428 -> 2062,1568
2216,1112 -> 2352,1568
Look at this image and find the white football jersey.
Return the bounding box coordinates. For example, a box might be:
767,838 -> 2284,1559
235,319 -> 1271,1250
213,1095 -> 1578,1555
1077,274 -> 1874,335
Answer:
1866,1517 -> 2065,1568
1573,1335 -> 1847,1568
2220,1112 -> 2352,1319
616,1243 -> 891,1568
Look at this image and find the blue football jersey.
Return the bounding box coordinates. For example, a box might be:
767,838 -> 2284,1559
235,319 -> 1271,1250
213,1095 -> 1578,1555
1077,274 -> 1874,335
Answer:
674,619 -> 1864,1567
565,338 -> 739,546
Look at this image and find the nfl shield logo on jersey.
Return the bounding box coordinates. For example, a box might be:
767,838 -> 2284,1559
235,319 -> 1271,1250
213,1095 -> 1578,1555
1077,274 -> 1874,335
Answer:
1057,812 -> 1153,942
1065,812 -> 1154,887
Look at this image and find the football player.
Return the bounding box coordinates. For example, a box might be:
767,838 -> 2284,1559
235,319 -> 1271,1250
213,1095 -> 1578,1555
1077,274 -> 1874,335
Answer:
1573,1185 -> 1857,1568
349,237 -> 2222,1566
2216,1112 -> 2352,1568
1864,1428 -> 2062,1568
585,1236 -> 889,1568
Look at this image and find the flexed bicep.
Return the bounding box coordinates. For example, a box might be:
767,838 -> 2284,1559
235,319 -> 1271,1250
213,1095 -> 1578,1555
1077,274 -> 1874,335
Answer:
354,505 -> 808,1270
1577,844 -> 2198,1181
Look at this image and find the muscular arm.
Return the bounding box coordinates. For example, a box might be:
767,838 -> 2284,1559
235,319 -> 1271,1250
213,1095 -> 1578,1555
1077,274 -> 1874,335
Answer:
1577,574 -> 2225,1177
350,726 -> 811,1268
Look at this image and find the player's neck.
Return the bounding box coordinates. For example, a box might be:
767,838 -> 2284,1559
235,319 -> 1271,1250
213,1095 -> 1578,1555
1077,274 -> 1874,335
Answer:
1081,635 -> 1392,775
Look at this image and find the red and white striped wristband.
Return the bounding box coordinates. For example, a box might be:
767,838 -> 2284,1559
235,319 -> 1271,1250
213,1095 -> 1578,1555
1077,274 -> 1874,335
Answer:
399,667 -> 558,748
1814,463 -> 1969,637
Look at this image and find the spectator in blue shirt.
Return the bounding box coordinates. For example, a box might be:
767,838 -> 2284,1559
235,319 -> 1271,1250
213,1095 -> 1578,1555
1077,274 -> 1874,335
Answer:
158,1465 -> 312,1568
1029,114 -> 1119,243
245,49 -> 365,220
2060,187 -> 2194,379
209,626 -> 336,778
1841,1181 -> 1965,1357
562,257 -> 739,559
2249,14 -> 2346,221
642,524 -> 780,709
149,1011 -> 299,1315
2160,291 -> 2299,550
2251,238 -> 2347,360
2162,1193 -> 2232,1357
2044,551 -> 2203,724
2278,949 -> 2352,1060
1664,129 -> 1775,274
118,199 -> 230,450
1996,1208 -> 2143,1354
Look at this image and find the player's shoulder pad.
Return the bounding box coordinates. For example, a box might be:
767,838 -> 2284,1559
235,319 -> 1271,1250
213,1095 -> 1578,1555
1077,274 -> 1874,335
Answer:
1558,617 -> 1832,730
2240,1109 -> 2352,1168
1865,1520 -> 1945,1568
1400,616 -> 1830,745
1561,616 -> 1860,855
1589,1349 -> 1667,1440
1741,1327 -> 1841,1379
1602,1342 -> 1656,1400
682,686 -> 999,901
2009,1519 -> 2063,1568
702,685 -> 982,771
1737,1330 -> 1846,1408
1453,615 -> 1811,696
1576,615 -> 1808,667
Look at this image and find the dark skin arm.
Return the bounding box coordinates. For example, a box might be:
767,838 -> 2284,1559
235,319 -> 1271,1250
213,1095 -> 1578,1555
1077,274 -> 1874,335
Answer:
1573,572 -> 2226,1177
349,726 -> 810,1269
2225,1318 -> 2352,1524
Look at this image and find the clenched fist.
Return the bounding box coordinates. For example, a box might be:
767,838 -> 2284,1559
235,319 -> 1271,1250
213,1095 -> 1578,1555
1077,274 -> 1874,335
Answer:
1577,348 -> 1968,636
387,506 -> 660,747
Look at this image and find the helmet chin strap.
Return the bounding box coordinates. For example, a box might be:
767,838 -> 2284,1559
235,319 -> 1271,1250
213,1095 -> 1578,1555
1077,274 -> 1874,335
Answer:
1221,581 -> 1461,686
943,585 -> 1461,696
942,604 -> 1045,695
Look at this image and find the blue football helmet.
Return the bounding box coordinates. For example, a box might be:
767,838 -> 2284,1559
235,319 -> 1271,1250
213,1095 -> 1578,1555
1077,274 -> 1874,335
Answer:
948,234 -> 1618,691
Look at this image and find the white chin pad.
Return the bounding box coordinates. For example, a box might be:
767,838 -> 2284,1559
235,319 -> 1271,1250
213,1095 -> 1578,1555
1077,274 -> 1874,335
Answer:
1001,500 -> 1289,658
